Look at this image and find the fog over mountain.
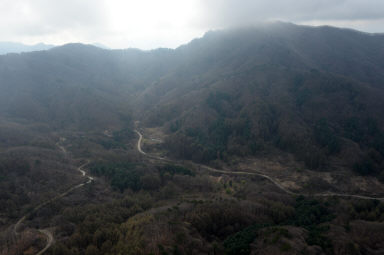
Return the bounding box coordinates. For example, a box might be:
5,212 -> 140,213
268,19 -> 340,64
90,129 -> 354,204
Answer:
2,23 -> 384,255
1,0 -> 383,49
0,42 -> 54,55
1,22 -> 384,170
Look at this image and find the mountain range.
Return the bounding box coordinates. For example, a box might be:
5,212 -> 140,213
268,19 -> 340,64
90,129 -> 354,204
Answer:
0,42 -> 54,55
3,22 -> 384,255
1,22 -> 384,174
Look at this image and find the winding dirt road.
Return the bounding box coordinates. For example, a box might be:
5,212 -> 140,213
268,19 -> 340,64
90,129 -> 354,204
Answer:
36,229 -> 53,255
134,130 -> 146,155
135,130 -> 384,201
13,139 -> 94,254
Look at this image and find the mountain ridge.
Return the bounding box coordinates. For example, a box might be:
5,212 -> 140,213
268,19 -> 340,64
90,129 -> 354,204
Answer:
0,42 -> 54,55
3,22 -> 384,255
0,22 -> 384,174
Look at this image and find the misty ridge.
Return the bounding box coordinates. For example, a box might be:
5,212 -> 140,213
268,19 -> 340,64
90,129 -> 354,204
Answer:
2,22 -> 384,255
1,22 -> 384,171
0,42 -> 54,55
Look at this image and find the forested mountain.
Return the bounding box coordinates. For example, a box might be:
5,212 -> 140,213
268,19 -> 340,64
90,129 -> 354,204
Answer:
138,23 -> 384,174
1,22 -> 384,174
0,44 -> 173,129
3,22 -> 384,255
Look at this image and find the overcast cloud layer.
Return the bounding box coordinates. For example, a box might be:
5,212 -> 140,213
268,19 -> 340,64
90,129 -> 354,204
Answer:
0,0 -> 383,49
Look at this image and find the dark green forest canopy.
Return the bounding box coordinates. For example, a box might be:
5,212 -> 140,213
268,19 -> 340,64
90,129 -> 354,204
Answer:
1,22 -> 384,173
2,23 -> 384,255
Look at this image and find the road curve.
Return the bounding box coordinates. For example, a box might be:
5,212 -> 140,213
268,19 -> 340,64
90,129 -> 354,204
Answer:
36,229 -> 54,255
135,130 -> 384,201
13,139 -> 94,254
134,130 -> 146,155
55,138 -> 67,155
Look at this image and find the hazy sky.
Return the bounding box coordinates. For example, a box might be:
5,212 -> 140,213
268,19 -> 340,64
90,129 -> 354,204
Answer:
0,0 -> 383,49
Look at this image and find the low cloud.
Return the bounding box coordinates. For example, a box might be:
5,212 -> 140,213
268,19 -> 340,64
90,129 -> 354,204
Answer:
0,0 -> 107,43
197,0 -> 384,29
0,0 -> 383,49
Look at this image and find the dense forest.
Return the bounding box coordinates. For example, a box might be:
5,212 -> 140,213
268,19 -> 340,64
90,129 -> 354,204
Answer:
1,23 -> 384,254
1,23 -> 384,176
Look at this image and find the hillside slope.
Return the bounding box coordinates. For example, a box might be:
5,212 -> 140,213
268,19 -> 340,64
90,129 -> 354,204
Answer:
1,23 -> 384,174
137,23 -> 384,174
0,44 -> 175,130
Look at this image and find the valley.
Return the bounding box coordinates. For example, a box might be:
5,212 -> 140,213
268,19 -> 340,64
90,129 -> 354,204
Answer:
138,127 -> 384,200
1,23 -> 384,254
2,119 -> 384,254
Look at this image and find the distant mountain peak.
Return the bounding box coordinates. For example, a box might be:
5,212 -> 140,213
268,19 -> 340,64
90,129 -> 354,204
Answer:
0,42 -> 54,55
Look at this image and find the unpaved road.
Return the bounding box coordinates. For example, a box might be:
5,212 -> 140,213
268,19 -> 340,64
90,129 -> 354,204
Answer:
36,229 -> 54,255
13,139 -> 94,254
135,130 -> 384,201
134,130 -> 146,155
55,137 -> 67,155
104,130 -> 113,138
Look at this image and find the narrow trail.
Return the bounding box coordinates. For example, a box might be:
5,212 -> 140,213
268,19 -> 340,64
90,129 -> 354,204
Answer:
12,138 -> 94,254
55,137 -> 67,154
135,130 -> 384,201
36,229 -> 53,255
103,130 -> 113,138
134,130 -> 146,155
